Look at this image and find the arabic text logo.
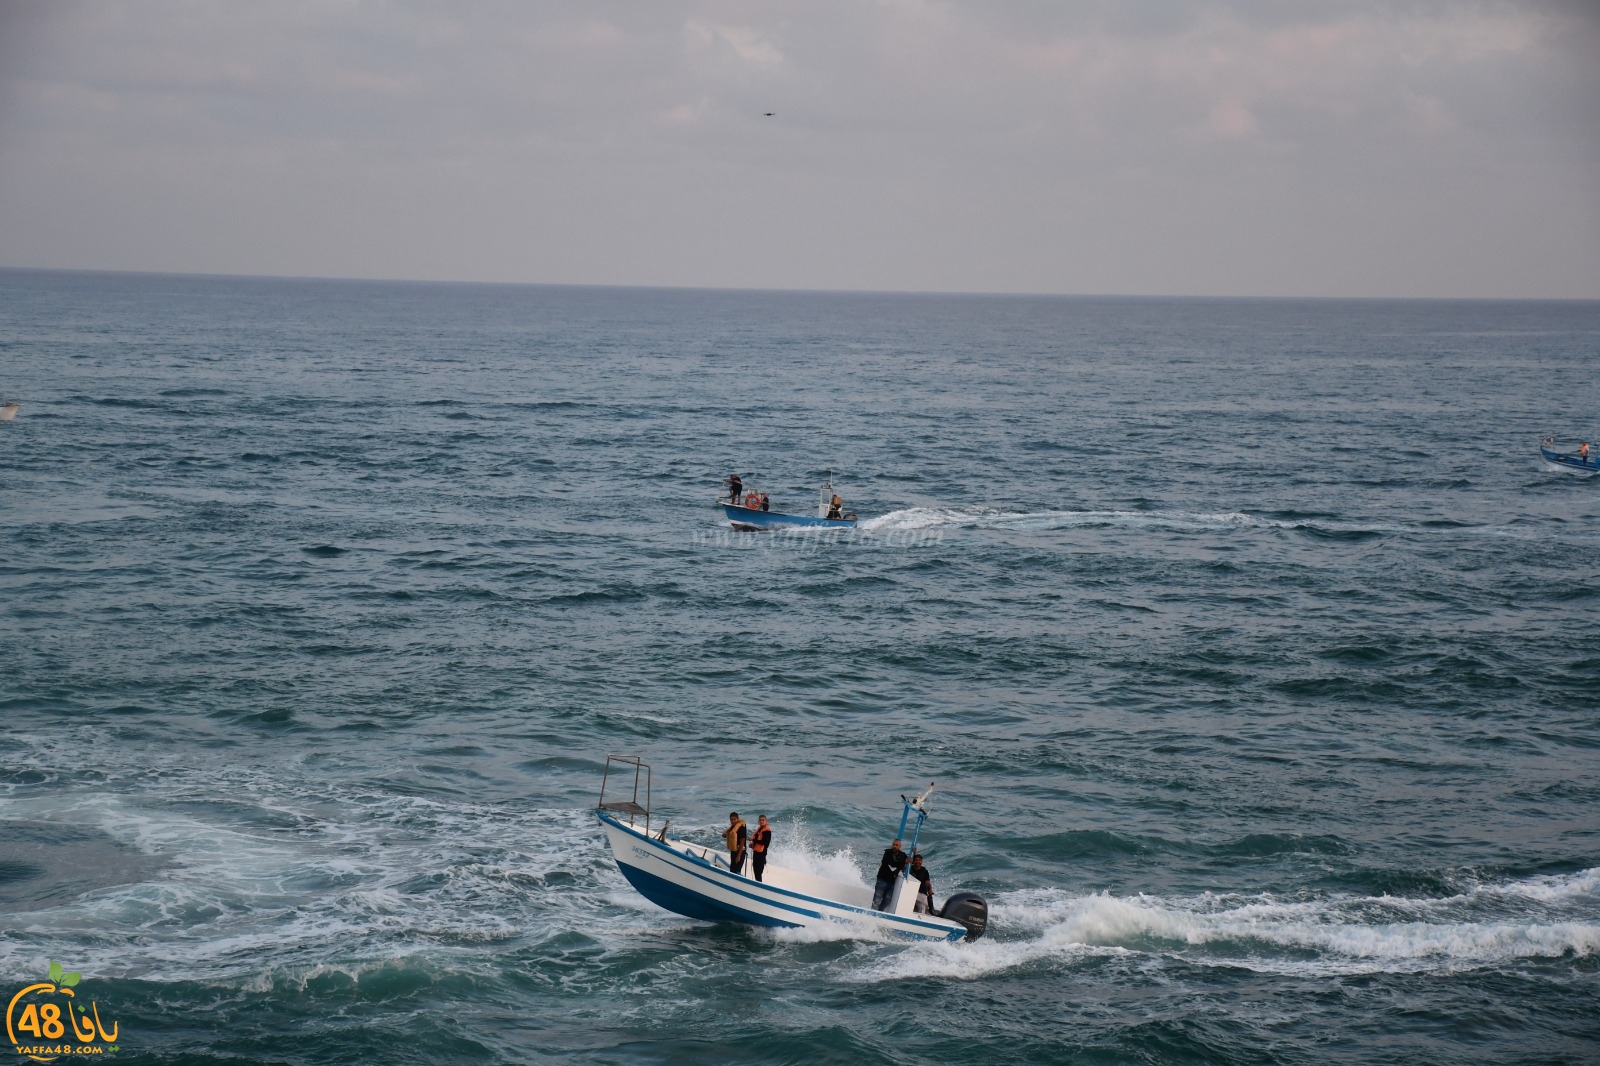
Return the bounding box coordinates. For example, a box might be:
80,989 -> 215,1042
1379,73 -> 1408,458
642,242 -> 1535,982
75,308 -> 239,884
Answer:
6,962 -> 120,1062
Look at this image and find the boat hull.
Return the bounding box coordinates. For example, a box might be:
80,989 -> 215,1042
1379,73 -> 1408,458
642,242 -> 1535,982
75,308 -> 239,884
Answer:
721,503 -> 857,530
598,812 -> 966,942
1540,446 -> 1600,475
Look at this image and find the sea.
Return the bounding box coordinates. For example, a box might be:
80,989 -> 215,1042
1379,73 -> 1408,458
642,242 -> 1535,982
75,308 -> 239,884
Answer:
1,268 -> 1597,1065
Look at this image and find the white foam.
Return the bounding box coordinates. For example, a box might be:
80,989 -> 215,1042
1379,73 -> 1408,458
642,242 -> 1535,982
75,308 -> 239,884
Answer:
1476,866 -> 1600,903
852,871 -> 1600,983
859,507 -> 1335,536
765,821 -> 870,889
0,755 -> 635,982
856,505 -> 1592,543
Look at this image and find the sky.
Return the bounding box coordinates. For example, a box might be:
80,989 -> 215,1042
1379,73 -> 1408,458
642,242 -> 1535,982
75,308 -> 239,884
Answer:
0,0 -> 1596,298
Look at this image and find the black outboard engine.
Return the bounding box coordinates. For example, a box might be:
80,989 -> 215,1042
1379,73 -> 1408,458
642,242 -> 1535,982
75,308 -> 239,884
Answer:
940,891 -> 988,941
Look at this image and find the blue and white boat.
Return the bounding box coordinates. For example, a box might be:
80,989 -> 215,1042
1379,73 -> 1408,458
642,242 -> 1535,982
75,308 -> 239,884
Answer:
1540,437 -> 1599,476
596,755 -> 987,942
719,478 -> 858,531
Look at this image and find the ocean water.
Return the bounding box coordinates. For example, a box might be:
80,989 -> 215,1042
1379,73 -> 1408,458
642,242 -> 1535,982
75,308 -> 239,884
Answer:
1,268 -> 1597,1065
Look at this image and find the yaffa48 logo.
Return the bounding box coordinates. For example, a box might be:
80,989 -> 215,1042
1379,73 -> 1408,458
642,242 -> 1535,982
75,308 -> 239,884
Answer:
6,962 -> 120,1061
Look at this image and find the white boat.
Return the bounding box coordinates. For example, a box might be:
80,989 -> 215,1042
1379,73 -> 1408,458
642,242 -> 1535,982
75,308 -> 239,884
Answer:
597,755 -> 987,942
0,402 -> 18,422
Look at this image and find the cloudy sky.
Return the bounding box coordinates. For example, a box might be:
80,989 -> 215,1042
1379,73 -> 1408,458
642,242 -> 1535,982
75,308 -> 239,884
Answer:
0,0 -> 1595,297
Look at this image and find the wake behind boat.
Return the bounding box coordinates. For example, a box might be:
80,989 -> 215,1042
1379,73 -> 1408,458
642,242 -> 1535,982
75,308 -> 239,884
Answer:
1540,436 -> 1599,475
596,755 -> 987,942
718,473 -> 858,531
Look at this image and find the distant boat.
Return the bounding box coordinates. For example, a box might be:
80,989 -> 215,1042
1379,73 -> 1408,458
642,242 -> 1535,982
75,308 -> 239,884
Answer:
718,477 -> 858,531
0,402 -> 18,422
1540,436 -> 1599,475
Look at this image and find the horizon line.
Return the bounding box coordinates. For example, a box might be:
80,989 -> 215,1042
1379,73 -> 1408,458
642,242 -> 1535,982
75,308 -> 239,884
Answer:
1,263 -> 1596,304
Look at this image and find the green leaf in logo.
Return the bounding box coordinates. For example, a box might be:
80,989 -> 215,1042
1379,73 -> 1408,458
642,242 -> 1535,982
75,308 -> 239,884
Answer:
48,961 -> 63,983
62,972 -> 80,987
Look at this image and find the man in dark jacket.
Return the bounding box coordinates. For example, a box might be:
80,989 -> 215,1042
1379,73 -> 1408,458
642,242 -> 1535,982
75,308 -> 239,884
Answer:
908,853 -> 934,913
872,839 -> 907,910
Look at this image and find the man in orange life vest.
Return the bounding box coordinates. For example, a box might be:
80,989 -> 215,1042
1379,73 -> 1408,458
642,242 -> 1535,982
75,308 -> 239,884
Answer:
724,812 -> 748,875
749,815 -> 773,881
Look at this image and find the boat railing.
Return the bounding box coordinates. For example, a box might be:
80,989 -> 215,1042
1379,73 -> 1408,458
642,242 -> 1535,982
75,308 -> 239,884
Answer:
597,754 -> 652,835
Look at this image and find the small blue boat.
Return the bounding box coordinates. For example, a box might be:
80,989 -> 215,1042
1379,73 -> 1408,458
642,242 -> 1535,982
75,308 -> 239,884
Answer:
1540,437 -> 1599,475
720,478 -> 858,531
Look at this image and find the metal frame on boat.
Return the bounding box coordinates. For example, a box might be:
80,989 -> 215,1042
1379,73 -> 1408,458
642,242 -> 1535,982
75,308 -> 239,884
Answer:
596,755 -> 986,942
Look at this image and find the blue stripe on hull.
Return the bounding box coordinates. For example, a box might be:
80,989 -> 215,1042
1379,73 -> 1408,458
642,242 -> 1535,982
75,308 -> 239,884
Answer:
721,504 -> 856,529
616,860 -> 800,928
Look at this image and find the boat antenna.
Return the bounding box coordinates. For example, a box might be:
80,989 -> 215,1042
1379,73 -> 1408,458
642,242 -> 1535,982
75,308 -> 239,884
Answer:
896,782 -> 936,857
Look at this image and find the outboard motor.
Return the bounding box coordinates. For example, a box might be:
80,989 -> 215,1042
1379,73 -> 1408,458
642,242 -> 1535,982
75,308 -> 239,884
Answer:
940,891 -> 988,941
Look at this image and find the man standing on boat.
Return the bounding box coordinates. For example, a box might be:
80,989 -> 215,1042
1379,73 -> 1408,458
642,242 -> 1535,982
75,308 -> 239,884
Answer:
726,474 -> 743,505
725,812 -> 749,875
749,815 -> 773,882
908,854 -> 934,913
872,838 -> 908,910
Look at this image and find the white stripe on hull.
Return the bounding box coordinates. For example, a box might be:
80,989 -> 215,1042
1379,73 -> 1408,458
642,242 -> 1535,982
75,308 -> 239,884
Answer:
600,813 -> 966,942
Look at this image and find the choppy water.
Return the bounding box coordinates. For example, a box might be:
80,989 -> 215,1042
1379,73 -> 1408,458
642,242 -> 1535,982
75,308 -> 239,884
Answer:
2,269 -> 1598,1064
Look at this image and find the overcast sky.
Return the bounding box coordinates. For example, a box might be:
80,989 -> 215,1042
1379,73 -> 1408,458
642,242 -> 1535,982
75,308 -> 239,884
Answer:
0,1 -> 1596,297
